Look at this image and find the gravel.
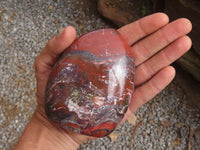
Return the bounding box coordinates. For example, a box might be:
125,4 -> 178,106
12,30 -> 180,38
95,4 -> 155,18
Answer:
0,0 -> 200,150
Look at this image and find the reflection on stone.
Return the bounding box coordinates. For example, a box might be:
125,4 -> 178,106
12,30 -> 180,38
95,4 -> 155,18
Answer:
45,29 -> 135,137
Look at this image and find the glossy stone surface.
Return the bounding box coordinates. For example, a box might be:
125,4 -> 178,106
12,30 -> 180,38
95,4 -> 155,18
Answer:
44,29 -> 135,137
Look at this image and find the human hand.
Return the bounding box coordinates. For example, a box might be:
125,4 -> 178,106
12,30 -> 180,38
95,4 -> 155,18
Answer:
118,13 -> 192,122
33,13 -> 192,148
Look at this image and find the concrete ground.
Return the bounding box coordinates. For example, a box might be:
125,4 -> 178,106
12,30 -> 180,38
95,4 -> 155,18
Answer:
0,0 -> 199,150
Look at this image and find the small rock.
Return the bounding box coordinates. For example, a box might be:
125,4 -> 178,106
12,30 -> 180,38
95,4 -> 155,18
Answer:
161,120 -> 172,127
127,113 -> 137,126
108,132 -> 119,142
171,138 -> 181,146
49,5 -> 53,10
79,24 -> 83,29
149,120 -> 154,125
97,0 -> 152,27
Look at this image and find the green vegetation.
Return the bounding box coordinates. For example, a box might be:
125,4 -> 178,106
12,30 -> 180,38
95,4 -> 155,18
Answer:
141,0 -> 152,16
141,5 -> 147,16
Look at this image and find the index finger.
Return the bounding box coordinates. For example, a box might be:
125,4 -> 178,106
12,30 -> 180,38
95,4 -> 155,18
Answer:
34,26 -> 76,91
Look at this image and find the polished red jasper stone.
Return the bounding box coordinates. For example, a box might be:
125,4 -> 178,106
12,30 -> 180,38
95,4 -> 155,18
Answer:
45,29 -> 135,137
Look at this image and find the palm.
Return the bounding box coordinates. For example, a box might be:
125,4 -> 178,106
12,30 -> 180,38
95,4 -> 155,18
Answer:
34,13 -> 192,133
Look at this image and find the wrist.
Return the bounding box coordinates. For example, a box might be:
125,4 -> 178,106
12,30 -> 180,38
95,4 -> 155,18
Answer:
35,109 -> 81,150
15,108 -> 80,150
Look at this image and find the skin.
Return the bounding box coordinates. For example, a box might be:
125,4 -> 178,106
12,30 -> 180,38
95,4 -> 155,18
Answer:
14,13 -> 192,150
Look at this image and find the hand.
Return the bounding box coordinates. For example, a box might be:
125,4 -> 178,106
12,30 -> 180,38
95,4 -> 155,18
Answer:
33,13 -> 192,148
118,13 -> 192,122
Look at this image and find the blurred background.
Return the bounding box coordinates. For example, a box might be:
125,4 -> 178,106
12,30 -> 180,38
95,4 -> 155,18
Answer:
0,0 -> 199,149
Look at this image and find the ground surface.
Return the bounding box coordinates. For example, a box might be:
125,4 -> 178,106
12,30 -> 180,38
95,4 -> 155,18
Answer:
0,0 -> 200,150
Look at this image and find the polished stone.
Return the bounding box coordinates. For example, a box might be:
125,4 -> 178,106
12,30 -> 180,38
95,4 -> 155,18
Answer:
45,29 -> 135,137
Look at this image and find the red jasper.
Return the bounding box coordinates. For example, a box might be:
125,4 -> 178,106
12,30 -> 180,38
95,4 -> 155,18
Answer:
44,29 -> 135,137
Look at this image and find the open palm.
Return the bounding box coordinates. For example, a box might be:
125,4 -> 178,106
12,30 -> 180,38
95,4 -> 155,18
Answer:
34,13 -> 192,143
118,13 -> 192,121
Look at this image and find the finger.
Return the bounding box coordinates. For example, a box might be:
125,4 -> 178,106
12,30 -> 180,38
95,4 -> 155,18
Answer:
135,35 -> 192,86
118,13 -> 169,45
133,18 -> 192,66
43,26 -> 76,60
128,66 -> 175,116
34,26 -> 76,101
35,26 -> 76,75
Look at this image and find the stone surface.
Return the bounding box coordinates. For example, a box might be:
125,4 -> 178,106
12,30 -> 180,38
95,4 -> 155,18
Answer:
45,29 -> 135,137
97,0 -> 153,27
177,50 -> 200,82
175,63 -> 200,109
